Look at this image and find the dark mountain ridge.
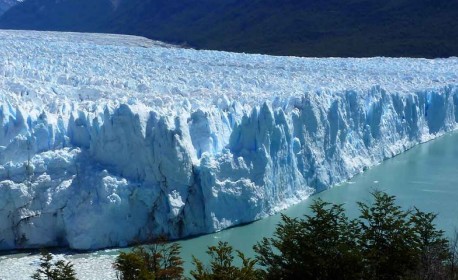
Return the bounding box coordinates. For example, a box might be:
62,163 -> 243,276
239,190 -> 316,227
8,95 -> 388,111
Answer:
1,0 -> 457,57
0,0 -> 19,16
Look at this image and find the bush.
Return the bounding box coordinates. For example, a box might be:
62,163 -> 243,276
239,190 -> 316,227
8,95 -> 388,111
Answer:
32,250 -> 77,280
254,191 -> 453,280
447,230 -> 458,280
191,241 -> 262,280
254,199 -> 363,280
113,237 -> 184,280
410,209 -> 450,280
111,191 -> 455,280
357,191 -> 420,279
114,251 -> 153,280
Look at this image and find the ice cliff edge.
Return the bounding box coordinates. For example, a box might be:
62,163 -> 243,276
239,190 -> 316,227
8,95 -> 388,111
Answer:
0,30 -> 457,250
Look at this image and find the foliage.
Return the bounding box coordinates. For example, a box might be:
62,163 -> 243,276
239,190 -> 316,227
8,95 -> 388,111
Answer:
447,230 -> 458,280
191,241 -> 262,280
2,0 -> 458,58
357,191 -> 420,279
254,199 -> 363,280
409,209 -> 450,280
32,250 -> 77,280
113,251 -> 153,280
113,237 -> 184,280
111,191 -> 455,280
255,191 -> 454,280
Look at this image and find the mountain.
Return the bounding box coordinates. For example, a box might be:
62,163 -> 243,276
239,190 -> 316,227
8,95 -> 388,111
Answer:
0,0 -> 457,57
0,0 -> 113,31
0,30 -> 457,250
0,0 -> 19,16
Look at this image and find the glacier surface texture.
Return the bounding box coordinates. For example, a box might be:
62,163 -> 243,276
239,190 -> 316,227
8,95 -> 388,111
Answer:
0,30 -> 457,250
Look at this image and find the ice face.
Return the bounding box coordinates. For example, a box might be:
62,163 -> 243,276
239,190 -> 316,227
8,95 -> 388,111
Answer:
0,30 -> 457,250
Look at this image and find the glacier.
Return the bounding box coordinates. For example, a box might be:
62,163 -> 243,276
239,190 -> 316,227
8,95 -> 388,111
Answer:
0,30 -> 457,251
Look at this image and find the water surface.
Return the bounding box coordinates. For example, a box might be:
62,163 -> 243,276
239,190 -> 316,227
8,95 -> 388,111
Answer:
1,132 -> 457,279
176,131 -> 458,270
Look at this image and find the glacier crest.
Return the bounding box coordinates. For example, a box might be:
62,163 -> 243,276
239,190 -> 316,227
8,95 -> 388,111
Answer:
0,31 -> 458,250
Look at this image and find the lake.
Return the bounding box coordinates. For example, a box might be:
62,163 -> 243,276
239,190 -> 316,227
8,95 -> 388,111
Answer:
176,131 -> 458,271
1,131 -> 457,279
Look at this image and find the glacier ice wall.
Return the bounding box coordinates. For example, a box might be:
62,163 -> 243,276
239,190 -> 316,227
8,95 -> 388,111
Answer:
0,30 -> 458,250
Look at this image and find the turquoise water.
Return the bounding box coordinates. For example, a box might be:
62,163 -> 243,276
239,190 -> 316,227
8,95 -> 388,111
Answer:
176,132 -> 458,271
1,132 -> 457,278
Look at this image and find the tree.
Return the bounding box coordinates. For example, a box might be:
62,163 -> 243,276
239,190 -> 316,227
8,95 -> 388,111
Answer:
114,251 -> 153,280
191,241 -> 262,280
111,192 -> 454,280
32,250 -> 77,280
447,230 -> 458,280
113,237 -> 184,280
150,241 -> 184,279
32,250 -> 54,280
253,199 -> 363,280
53,261 -> 79,280
358,191 -> 421,280
409,209 -> 450,280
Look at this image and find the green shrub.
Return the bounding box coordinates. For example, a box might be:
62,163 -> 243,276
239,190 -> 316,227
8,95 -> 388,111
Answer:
254,199 -> 363,280
113,237 -> 184,280
191,241 -> 262,280
32,250 -> 77,280
254,191 -> 453,280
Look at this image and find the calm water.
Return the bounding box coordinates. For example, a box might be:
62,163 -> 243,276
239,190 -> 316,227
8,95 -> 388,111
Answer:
1,132 -> 458,278
175,131 -> 458,271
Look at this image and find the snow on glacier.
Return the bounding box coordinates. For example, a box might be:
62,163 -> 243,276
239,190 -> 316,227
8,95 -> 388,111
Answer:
0,29 -> 457,251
